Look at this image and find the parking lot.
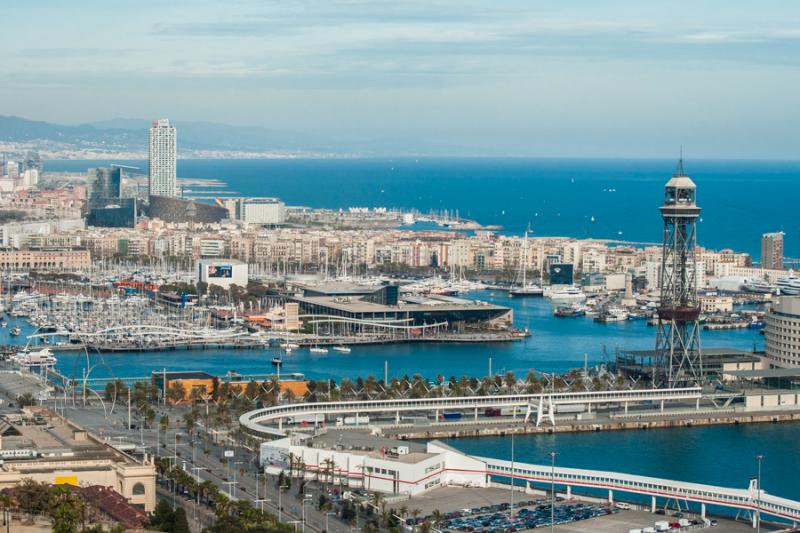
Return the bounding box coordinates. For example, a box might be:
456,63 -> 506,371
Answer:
405,487 -> 785,533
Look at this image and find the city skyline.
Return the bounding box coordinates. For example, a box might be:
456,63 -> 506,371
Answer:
2,1 -> 800,158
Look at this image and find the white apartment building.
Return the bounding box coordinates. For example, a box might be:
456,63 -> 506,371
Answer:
148,119 -> 177,197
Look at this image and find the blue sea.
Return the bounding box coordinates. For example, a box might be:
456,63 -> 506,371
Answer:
48,158 -> 800,260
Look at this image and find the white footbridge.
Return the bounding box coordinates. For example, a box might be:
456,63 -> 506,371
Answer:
240,387 -> 703,436
481,456 -> 800,527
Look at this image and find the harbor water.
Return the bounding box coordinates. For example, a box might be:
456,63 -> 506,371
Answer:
3,291 -> 763,382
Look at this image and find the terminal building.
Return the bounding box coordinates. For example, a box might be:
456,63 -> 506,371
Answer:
261,432 -> 487,496
289,282 -> 512,334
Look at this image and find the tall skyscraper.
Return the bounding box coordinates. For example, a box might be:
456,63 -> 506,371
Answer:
87,166 -> 122,208
148,118 -> 177,197
761,231 -> 784,270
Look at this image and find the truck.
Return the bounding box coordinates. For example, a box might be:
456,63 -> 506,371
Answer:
554,404 -> 586,414
440,411 -> 463,421
287,414 -> 322,425
336,416 -> 370,426
484,408 -> 502,417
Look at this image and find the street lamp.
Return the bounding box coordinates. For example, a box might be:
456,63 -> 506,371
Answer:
302,492 -> 313,533
756,454 -> 764,533
278,484 -> 289,523
191,466 -> 207,522
233,461 -> 243,499
325,510 -> 336,532
254,498 -> 272,513
548,452 -> 558,533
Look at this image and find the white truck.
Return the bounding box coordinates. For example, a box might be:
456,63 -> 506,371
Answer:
336,416 -> 370,426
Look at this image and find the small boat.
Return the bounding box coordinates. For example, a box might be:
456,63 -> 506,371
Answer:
332,346 -> 352,353
309,347 -> 329,354
554,304 -> 585,318
0,320 -> 7,328
271,356 -> 283,365
280,342 -> 300,350
9,326 -> 21,336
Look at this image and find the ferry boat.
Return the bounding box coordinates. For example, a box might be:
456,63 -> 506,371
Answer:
12,348 -> 57,369
332,346 -> 352,353
550,286 -> 587,303
309,347 -> 329,354
777,272 -> 800,295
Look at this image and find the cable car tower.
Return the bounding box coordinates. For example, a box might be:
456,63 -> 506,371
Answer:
655,157 -> 703,386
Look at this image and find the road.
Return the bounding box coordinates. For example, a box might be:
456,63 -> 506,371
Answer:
61,402 -> 350,533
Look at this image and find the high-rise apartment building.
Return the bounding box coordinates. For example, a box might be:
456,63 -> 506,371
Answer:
148,119 -> 177,197
761,231 -> 784,270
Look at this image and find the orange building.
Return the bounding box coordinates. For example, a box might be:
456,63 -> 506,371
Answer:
152,371 -> 309,404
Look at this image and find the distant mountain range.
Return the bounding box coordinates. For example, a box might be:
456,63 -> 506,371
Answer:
0,115 -> 350,155
0,115 -> 481,157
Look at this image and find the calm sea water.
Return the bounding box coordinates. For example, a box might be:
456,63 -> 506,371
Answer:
48,158 -> 800,259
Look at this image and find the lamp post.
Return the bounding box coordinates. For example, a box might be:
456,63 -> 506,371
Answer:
548,452 -> 558,533
756,454 -> 764,533
302,492 -> 313,533
233,461 -> 243,499
190,466 -> 207,523
278,484 -> 289,523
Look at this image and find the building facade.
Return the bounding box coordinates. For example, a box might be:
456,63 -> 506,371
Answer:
761,232 -> 784,270
148,119 -> 177,197
87,167 -> 122,208
764,296 -> 800,367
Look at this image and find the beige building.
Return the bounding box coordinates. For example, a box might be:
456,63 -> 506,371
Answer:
0,409 -> 156,512
0,248 -> 91,270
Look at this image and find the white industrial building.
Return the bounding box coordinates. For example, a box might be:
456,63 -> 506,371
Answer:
224,197 -> 286,225
196,259 -> 248,288
261,433 -> 487,496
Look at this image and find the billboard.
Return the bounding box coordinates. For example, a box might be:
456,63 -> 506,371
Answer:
549,263 -> 574,285
208,264 -> 233,278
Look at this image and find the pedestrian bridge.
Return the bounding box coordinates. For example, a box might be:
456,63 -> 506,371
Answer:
240,387 -> 702,436
480,456 -> 800,526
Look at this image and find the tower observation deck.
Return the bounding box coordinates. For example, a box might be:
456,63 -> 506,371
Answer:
655,158 -> 703,386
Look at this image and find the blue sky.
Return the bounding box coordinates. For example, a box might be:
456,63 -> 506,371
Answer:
3,0 -> 800,157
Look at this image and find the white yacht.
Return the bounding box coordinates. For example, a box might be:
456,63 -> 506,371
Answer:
550,286 -> 587,303
332,346 -> 352,353
777,272 -> 800,295
742,277 -> 775,294
12,348 -> 57,369
309,347 -> 329,354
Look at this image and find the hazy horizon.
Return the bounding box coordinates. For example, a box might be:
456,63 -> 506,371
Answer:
3,1 -> 800,158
